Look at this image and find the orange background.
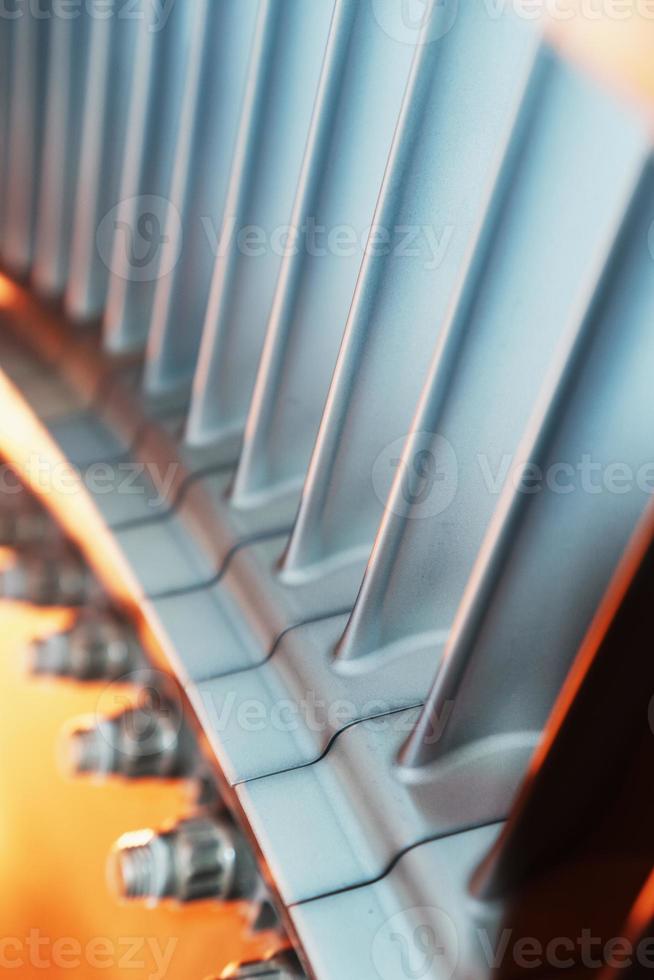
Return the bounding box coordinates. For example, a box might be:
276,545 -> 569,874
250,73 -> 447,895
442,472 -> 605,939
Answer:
0,600 -> 278,980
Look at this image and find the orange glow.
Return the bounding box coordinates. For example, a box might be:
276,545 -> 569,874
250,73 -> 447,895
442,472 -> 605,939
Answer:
537,1 -> 654,124
0,601 -> 280,979
0,361 -> 177,679
0,290 -> 204,680
0,283 -> 287,976
0,273 -> 21,309
0,547 -> 17,570
523,499 -> 654,788
624,865 -> 654,939
0,370 -> 142,611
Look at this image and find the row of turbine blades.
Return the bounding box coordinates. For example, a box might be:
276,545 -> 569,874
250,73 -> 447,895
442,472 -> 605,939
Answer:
1,0 -> 654,976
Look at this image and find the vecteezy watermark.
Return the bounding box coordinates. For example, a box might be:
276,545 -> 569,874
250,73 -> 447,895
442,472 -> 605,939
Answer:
369,0 -> 654,49
0,453 -> 184,510
372,907 -> 459,980
496,0 -> 654,22
372,913 -> 654,979
0,930 -> 177,978
193,686 -> 450,746
0,0 -> 176,30
372,432 -> 459,520
96,194 -> 455,282
372,434 -> 654,519
97,195 -> 182,283
371,0 -> 460,46
211,216 -> 453,269
92,668 -> 184,758
478,927 -> 654,972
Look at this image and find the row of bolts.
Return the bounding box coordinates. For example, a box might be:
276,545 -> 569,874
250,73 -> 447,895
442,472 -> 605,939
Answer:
0,479 -> 302,980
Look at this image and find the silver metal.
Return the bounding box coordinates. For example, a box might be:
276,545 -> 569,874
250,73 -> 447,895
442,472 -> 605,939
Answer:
143,0 -> 263,398
0,18 -> 14,254
43,411 -> 129,470
336,52 -> 647,665
235,705 -> 530,905
103,0 -> 199,353
228,0 -> 417,511
122,2 -> 550,694
32,10 -> 89,297
29,611 -> 141,681
1,7 -> 48,274
187,47 -> 649,786
220,954 -> 305,979
0,549 -> 96,606
0,331 -> 86,421
224,161 -> 654,926
109,817 -> 256,904
402,158 -> 654,772
0,482 -> 61,548
65,11 -> 140,319
65,703 -> 190,779
184,0 -> 336,447
0,508 -> 60,548
221,124 -> 654,915
290,823 -> 502,980
281,5 -> 541,581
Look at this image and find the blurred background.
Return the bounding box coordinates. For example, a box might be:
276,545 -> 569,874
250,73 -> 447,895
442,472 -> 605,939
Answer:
0,595 -> 276,979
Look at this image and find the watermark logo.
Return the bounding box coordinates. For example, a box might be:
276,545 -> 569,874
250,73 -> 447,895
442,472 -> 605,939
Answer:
97,195 -> 182,282
0,930 -> 177,978
372,916 -> 654,977
0,0 -> 176,32
93,668 -> 183,759
372,432 -> 458,519
371,0 -> 459,45
193,685 -> 425,741
96,202 -> 451,277
372,907 -> 459,980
